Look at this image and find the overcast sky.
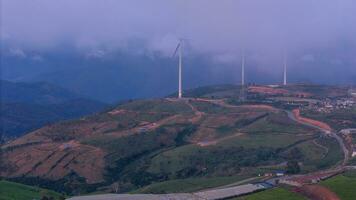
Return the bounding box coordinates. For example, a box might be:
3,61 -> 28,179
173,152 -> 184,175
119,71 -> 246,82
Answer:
1,0 -> 356,84
2,0 -> 356,51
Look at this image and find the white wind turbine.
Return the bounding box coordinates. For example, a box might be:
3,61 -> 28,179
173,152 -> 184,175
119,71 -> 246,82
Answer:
283,52 -> 287,86
239,50 -> 247,101
241,51 -> 245,86
172,39 -> 183,99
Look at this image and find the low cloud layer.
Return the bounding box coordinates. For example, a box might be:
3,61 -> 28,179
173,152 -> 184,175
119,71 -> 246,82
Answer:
3,1 -> 356,52
1,0 -> 356,85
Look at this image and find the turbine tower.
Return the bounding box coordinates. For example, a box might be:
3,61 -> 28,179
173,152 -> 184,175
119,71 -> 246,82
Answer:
172,40 -> 183,98
241,52 -> 245,86
240,51 -> 246,101
283,53 -> 287,86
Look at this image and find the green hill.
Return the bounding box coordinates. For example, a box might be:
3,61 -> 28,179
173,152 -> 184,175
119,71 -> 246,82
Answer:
0,180 -> 64,200
1,84 -> 350,195
320,170 -> 356,200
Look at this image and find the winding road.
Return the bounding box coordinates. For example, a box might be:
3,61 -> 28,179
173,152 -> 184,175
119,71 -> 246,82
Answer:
286,110 -> 349,166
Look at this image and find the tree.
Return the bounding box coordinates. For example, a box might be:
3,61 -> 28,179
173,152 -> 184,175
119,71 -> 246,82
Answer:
288,148 -> 303,160
286,160 -> 300,174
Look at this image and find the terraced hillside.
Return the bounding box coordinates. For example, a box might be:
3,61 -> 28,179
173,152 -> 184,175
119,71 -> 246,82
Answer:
1,84 -> 350,195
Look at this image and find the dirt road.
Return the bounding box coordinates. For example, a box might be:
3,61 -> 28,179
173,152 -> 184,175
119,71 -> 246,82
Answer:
286,109 -> 349,165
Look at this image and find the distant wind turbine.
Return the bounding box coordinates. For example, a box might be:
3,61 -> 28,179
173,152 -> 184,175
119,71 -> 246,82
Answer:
283,52 -> 287,86
241,52 -> 245,86
239,50 -> 247,101
172,39 -> 183,99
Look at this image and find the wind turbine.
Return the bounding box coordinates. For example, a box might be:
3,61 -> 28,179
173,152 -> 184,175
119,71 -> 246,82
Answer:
172,39 -> 183,99
241,52 -> 245,86
283,52 -> 287,86
239,50 -> 246,101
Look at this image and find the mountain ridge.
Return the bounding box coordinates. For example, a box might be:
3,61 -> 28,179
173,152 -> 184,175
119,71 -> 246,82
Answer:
1,80 -> 108,139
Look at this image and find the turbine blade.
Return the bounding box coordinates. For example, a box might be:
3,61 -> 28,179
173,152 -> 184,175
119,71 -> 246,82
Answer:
172,43 -> 180,58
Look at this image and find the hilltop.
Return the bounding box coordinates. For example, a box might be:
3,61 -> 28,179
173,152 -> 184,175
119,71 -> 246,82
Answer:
1,84 -> 354,195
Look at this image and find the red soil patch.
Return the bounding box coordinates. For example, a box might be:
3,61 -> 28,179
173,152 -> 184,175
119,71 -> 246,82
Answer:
293,109 -> 332,132
108,114 -> 181,138
189,114 -> 240,143
290,170 -> 339,185
58,140 -> 81,150
108,109 -> 127,115
196,133 -> 244,147
239,104 -> 278,112
248,86 -> 289,95
2,141 -> 105,183
295,185 -> 340,200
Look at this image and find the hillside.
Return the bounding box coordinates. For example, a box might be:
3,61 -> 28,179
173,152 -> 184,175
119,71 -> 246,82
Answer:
1,84 -> 353,195
320,170 -> 356,200
1,80 -> 82,104
0,180 -> 64,200
0,80 -> 108,139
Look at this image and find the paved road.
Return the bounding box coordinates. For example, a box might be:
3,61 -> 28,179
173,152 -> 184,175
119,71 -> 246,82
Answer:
67,183 -> 267,200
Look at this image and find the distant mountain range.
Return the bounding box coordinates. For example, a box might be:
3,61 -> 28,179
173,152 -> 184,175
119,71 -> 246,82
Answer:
3,46 -> 355,104
0,80 -> 108,140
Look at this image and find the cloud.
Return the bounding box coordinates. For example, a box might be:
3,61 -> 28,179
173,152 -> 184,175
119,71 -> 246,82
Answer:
31,55 -> 44,62
301,54 -> 315,62
2,0 -> 356,54
8,48 -> 27,58
1,0 -> 356,83
213,53 -> 239,64
148,34 -> 179,57
86,49 -> 106,59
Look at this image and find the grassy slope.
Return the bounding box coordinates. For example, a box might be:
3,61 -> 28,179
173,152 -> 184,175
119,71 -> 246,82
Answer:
139,103 -> 321,193
315,137 -> 344,169
242,112 -> 314,134
0,180 -> 63,200
232,188 -> 306,200
320,171 -> 356,200
289,136 -> 343,172
147,133 -> 313,175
